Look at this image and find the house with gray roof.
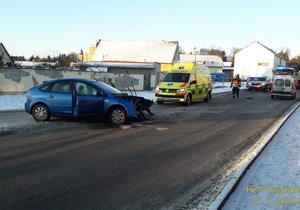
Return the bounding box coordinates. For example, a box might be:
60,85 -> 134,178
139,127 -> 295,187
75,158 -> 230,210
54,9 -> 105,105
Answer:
91,40 -> 179,65
80,39 -> 180,90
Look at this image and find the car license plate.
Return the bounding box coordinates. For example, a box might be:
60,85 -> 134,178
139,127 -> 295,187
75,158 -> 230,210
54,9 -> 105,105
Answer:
162,97 -> 172,101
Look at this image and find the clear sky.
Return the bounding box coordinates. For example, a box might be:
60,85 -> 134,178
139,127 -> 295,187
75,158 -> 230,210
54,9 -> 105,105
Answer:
1,0 -> 299,59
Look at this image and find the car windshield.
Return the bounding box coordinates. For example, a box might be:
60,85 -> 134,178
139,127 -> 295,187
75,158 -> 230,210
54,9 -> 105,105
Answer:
253,77 -> 266,81
247,77 -> 254,81
92,81 -> 122,94
162,73 -> 190,83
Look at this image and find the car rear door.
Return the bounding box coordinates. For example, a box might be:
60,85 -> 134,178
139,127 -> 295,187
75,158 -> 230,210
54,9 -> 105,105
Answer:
74,81 -> 104,117
47,80 -> 73,115
284,78 -> 292,92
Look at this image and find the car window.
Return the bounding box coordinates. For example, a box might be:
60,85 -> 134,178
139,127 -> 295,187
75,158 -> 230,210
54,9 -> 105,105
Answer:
285,79 -> 291,87
247,77 -> 254,81
40,84 -> 51,92
275,79 -> 284,86
51,81 -> 72,93
75,82 -> 98,96
190,73 -> 196,83
253,77 -> 266,81
92,81 -> 122,95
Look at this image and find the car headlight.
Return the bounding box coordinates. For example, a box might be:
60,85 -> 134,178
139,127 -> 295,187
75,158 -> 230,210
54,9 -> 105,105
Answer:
155,87 -> 160,92
261,82 -> 266,86
177,88 -> 186,92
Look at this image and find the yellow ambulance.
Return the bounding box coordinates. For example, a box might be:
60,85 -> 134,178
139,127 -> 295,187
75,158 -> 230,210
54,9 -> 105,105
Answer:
155,62 -> 212,106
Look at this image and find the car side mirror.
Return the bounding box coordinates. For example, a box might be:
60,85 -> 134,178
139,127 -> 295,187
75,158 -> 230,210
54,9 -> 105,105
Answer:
190,80 -> 197,85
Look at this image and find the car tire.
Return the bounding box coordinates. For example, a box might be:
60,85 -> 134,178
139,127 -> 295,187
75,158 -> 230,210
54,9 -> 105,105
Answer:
157,100 -> 164,105
32,104 -> 51,121
109,106 -> 127,125
271,95 -> 274,99
204,92 -> 211,102
185,94 -> 192,106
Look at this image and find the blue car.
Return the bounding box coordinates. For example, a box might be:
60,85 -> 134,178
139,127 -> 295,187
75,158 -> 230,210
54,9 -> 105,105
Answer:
25,78 -> 138,124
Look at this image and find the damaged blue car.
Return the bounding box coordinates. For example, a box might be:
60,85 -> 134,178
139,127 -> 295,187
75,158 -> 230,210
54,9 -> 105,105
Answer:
25,78 -> 141,124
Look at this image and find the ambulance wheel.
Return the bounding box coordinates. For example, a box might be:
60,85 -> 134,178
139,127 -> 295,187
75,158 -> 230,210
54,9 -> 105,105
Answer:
185,94 -> 192,106
157,100 -> 164,105
204,92 -> 211,102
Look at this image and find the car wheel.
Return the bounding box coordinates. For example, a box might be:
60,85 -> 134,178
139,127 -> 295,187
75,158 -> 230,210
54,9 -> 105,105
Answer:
32,104 -> 51,121
271,95 -> 274,99
157,100 -> 164,105
204,92 -> 211,102
109,107 -> 127,125
185,94 -> 192,106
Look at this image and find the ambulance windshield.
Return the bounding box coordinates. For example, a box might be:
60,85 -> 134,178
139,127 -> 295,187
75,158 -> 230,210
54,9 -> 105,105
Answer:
163,73 -> 190,83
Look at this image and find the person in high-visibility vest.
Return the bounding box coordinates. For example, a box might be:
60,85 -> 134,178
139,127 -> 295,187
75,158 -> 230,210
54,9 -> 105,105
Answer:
230,74 -> 241,98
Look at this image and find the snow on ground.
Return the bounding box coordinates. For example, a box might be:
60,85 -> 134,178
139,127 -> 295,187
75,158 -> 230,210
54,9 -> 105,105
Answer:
222,103 -> 300,210
0,94 -> 27,111
2,82 -> 298,210
0,82 -> 234,111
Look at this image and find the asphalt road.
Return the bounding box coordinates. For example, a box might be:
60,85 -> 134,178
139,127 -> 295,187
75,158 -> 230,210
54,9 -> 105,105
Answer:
0,90 -> 298,210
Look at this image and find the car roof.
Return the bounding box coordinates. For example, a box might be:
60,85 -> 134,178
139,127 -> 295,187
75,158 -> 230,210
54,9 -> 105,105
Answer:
45,78 -> 95,83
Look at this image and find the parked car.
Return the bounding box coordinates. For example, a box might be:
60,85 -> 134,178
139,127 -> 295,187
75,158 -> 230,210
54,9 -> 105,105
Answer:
271,74 -> 296,99
246,76 -> 272,91
25,78 -> 139,124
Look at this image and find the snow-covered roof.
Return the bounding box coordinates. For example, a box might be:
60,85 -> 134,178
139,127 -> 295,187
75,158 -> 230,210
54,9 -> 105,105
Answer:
90,40 -> 179,64
180,54 -> 224,67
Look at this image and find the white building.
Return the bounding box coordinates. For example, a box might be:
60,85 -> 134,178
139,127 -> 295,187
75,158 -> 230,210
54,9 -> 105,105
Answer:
234,41 -> 286,80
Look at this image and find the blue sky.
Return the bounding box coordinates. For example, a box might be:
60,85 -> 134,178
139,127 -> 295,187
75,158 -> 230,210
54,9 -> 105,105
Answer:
1,0 -> 300,59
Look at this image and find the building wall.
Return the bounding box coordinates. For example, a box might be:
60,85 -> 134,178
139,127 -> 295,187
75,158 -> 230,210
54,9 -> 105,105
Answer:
0,67 -> 159,93
0,68 -> 93,93
207,66 -> 223,73
234,42 -> 283,79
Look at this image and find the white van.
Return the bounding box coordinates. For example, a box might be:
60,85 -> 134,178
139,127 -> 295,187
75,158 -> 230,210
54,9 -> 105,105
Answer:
271,74 -> 296,99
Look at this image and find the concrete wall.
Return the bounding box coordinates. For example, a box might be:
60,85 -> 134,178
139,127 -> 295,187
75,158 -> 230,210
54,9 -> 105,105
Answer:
0,68 -> 92,93
0,68 -> 158,93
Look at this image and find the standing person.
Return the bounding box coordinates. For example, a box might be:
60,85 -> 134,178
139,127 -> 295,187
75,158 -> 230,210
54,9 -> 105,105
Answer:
230,74 -> 241,98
